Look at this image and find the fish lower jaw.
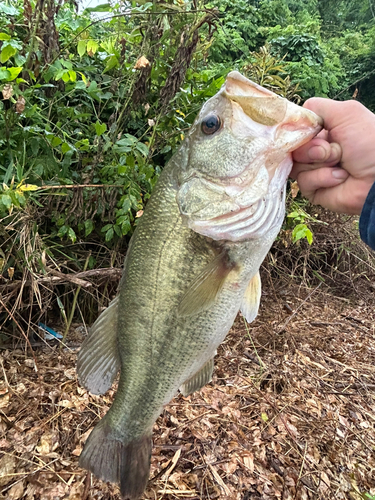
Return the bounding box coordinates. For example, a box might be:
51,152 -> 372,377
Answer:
189,186 -> 286,243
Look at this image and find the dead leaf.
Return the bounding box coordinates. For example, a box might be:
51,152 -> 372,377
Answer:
0,454 -> 16,486
2,84 -> 13,100
35,432 -> 59,455
0,387 -> 10,409
64,368 -> 76,380
319,471 -> 330,493
8,480 -> 24,500
15,96 -> 25,113
134,55 -> 150,69
290,180 -> 299,198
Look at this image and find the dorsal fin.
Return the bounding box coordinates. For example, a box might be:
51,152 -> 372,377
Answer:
77,297 -> 120,395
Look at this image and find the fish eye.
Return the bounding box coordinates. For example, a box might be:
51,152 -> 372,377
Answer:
201,115 -> 222,135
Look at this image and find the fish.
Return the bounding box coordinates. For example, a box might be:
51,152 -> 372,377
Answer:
76,71 -> 322,499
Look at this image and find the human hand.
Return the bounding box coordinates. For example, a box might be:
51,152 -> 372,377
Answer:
291,98 -> 375,215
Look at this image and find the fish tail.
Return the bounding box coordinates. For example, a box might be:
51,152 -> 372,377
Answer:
79,419 -> 152,500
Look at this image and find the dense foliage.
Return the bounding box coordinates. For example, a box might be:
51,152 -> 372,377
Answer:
1,0 -> 375,299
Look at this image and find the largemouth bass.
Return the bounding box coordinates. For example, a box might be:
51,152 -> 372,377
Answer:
77,71 -> 322,499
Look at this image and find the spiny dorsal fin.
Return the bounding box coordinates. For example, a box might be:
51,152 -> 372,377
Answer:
240,271 -> 261,324
178,253 -> 234,317
77,296 -> 120,395
179,357 -> 214,396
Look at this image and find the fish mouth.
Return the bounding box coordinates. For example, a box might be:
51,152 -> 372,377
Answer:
223,71 -> 323,151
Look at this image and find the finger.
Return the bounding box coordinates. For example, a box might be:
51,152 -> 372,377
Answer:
303,97 -> 371,132
292,140 -> 341,164
308,181 -> 366,215
295,167 -> 349,201
290,154 -> 343,179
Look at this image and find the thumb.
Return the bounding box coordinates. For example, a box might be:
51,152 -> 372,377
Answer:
303,97 -> 373,133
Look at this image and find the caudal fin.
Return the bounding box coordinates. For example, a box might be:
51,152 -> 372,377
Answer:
79,420 -> 152,500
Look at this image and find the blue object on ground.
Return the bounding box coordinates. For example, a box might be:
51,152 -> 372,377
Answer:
38,322 -> 63,340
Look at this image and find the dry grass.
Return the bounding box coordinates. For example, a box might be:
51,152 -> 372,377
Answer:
1,277 -> 375,500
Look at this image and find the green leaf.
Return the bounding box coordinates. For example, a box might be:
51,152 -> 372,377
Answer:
6,66 -> 22,80
84,219 -> 94,236
57,225 -> 68,238
114,224 -> 122,237
126,155 -> 135,168
61,71 -> 70,83
0,4 -> 19,15
77,40 -> 87,57
117,136 -> 136,147
121,217 -> 131,235
61,142 -> 72,154
122,198 -> 131,212
0,67 -> 10,80
75,139 -> 90,151
105,227 -> 114,242
95,121 -> 107,136
74,80 -> 86,90
0,33 -> 11,41
87,39 -> 99,55
135,142 -> 149,157
0,194 -> 12,209
51,136 -> 62,147
292,224 -> 313,245
68,227 -> 76,243
0,44 -> 17,63
103,55 -> 119,73
68,70 -> 77,82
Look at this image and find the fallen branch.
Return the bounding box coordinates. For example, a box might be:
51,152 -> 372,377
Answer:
0,267 -> 122,292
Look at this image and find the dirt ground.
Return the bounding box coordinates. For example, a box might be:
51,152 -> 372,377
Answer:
1,276 -> 375,500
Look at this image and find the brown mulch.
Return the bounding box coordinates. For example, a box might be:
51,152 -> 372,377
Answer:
1,281 -> 375,500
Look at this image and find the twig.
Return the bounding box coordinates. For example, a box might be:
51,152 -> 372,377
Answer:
38,183 -> 122,190
62,253 -> 90,343
0,297 -> 38,368
0,267 -> 122,291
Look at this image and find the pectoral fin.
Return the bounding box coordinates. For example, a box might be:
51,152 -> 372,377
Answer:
240,271 -> 261,323
77,297 -> 120,395
180,357 -> 214,396
178,253 -> 235,317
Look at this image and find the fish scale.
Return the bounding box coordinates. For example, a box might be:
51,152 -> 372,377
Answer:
76,71 -> 322,500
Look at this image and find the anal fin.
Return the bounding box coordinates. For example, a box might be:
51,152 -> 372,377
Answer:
240,271 -> 261,323
77,296 -> 120,395
179,357 -> 214,396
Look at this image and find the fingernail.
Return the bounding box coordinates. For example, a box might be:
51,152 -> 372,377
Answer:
308,145 -> 327,161
332,168 -> 348,179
